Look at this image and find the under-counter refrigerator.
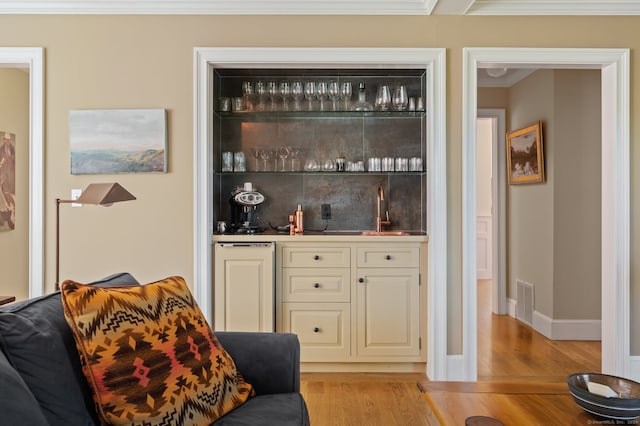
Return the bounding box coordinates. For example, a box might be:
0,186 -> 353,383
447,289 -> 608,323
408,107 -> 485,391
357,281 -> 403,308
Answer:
214,242 -> 275,332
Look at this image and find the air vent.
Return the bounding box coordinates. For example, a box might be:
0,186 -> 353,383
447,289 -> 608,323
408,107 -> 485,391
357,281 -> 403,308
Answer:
516,280 -> 534,326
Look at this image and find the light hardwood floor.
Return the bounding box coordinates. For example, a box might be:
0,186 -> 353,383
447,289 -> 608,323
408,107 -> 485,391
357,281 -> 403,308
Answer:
300,280 -> 601,425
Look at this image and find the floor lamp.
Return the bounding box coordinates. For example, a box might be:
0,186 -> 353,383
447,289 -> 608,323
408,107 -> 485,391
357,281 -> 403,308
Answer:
55,183 -> 136,291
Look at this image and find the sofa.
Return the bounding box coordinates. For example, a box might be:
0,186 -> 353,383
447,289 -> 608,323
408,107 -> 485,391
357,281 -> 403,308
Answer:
0,273 -> 310,426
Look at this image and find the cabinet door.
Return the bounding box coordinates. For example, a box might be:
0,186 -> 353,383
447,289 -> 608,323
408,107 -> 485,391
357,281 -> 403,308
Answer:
283,302 -> 350,361
214,244 -> 274,332
356,268 -> 420,358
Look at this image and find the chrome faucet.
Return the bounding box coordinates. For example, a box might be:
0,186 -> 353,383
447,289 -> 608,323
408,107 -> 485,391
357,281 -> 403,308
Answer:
376,185 -> 391,232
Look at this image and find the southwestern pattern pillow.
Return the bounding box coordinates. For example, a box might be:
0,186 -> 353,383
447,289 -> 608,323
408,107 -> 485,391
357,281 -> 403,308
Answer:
60,276 -> 253,426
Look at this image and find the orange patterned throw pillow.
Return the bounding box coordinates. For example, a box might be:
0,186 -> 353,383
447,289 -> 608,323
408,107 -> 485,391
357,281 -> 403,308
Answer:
60,276 -> 253,426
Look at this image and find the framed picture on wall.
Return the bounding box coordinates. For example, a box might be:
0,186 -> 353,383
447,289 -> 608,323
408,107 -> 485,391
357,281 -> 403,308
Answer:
506,121 -> 544,185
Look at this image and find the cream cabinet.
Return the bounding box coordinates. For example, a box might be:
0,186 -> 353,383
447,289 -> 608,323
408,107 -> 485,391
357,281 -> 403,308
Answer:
277,240 -> 425,367
214,242 -> 275,332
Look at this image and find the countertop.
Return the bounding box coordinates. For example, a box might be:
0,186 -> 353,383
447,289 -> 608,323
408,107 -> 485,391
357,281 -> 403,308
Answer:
211,230 -> 429,243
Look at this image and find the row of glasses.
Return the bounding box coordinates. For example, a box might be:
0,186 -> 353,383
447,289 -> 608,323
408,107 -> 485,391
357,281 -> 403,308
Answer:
247,146 -> 302,171
243,80 -> 353,112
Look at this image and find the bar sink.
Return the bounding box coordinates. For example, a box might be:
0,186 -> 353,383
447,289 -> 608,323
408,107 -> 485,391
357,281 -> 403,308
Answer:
360,231 -> 410,236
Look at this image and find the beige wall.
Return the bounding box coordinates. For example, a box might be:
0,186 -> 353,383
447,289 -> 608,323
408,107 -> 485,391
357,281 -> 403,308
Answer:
0,68 -> 29,301
508,69 -> 601,321
1,14 -> 638,354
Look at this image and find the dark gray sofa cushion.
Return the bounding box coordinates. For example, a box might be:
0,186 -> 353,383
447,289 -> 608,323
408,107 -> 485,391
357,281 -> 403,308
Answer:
0,272 -> 139,426
213,393 -> 310,426
0,348 -> 49,426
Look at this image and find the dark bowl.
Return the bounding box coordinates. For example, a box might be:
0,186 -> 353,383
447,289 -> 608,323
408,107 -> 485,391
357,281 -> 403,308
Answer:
567,373 -> 640,420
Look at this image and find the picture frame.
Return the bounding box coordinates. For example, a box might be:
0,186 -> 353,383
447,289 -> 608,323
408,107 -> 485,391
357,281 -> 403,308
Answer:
70,108 -> 167,174
506,121 -> 544,184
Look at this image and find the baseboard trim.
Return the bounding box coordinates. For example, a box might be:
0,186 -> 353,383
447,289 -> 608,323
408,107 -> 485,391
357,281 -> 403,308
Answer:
508,299 -> 600,340
446,355 -> 468,381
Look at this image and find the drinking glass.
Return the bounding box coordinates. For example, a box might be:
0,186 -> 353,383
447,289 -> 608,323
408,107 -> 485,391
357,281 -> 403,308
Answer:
291,81 -> 304,111
259,147 -> 272,171
328,81 -> 340,111
392,85 -> 408,111
255,81 -> 267,112
340,82 -> 353,110
279,81 -> 291,111
249,147 -> 261,171
277,146 -> 290,172
316,81 -> 328,111
288,146 -> 300,171
242,81 -> 254,111
304,81 -> 316,111
375,85 -> 392,111
267,81 -> 278,111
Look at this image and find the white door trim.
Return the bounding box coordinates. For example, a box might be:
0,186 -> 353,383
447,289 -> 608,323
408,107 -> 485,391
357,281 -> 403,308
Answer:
478,109 -> 506,314
463,47 -> 630,381
193,47 -> 448,379
0,47 -> 44,298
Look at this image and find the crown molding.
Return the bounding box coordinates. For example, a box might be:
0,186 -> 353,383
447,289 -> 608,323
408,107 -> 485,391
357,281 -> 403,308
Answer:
466,0 -> 640,15
0,0 -> 438,15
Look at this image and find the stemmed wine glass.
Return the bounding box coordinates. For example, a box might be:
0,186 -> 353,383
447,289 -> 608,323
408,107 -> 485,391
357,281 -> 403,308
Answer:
267,81 -> 278,111
249,147 -> 261,171
340,82 -> 353,110
288,146 -> 300,171
304,81 -> 316,111
279,81 -> 291,111
255,81 -> 267,112
291,81 -> 304,111
242,81 -> 254,112
392,85 -> 408,111
277,146 -> 290,172
316,81 -> 328,111
259,147 -> 272,171
328,81 -> 340,111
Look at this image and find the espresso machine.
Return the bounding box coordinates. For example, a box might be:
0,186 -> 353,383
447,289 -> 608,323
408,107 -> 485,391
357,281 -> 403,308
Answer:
229,182 -> 266,233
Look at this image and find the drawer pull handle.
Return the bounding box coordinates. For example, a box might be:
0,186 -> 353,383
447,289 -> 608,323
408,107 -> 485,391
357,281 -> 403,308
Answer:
314,283 -> 320,288
313,327 -> 320,333
385,255 -> 392,260
358,277 -> 364,283
314,255 -> 320,261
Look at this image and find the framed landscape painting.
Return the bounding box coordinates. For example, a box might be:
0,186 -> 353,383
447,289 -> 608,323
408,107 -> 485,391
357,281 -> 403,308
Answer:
70,109 -> 167,174
506,121 -> 544,185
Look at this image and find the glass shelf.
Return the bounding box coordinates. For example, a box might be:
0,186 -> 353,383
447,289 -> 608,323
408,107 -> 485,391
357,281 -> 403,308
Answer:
215,110 -> 426,119
214,171 -> 426,175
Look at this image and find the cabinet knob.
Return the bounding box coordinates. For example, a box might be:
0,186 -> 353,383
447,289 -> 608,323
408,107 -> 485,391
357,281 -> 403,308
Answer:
358,277 -> 364,283
314,283 -> 320,288
385,255 -> 392,260
314,255 -> 320,261
313,327 -> 320,333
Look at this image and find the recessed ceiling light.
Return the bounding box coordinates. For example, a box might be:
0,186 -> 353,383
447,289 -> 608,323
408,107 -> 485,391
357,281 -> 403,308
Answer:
486,68 -> 508,78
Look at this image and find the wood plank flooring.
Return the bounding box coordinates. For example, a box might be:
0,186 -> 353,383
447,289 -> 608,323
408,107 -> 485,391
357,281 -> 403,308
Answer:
300,280 -> 602,425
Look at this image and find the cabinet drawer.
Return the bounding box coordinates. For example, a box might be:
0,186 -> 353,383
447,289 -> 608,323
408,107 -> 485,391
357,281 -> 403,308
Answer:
357,246 -> 420,268
282,303 -> 350,361
282,246 -> 350,268
282,268 -> 350,302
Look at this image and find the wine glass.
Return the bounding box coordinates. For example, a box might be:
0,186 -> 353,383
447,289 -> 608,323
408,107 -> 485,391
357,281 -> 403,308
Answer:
304,81 -> 316,111
288,146 -> 300,171
279,81 -> 291,111
267,81 -> 278,111
340,82 -> 352,110
328,81 -> 340,111
242,81 -> 254,111
392,85 -> 408,111
259,147 -> 272,171
291,81 -> 304,111
277,146 -> 290,172
316,81 -> 328,111
375,85 -> 392,111
249,147 -> 261,171
255,81 -> 267,112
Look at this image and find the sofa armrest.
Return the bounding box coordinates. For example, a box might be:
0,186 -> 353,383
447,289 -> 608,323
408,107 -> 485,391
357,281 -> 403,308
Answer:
215,332 -> 300,395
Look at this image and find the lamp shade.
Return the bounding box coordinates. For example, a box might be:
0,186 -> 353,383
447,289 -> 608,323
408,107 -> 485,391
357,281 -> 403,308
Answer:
75,183 -> 136,205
